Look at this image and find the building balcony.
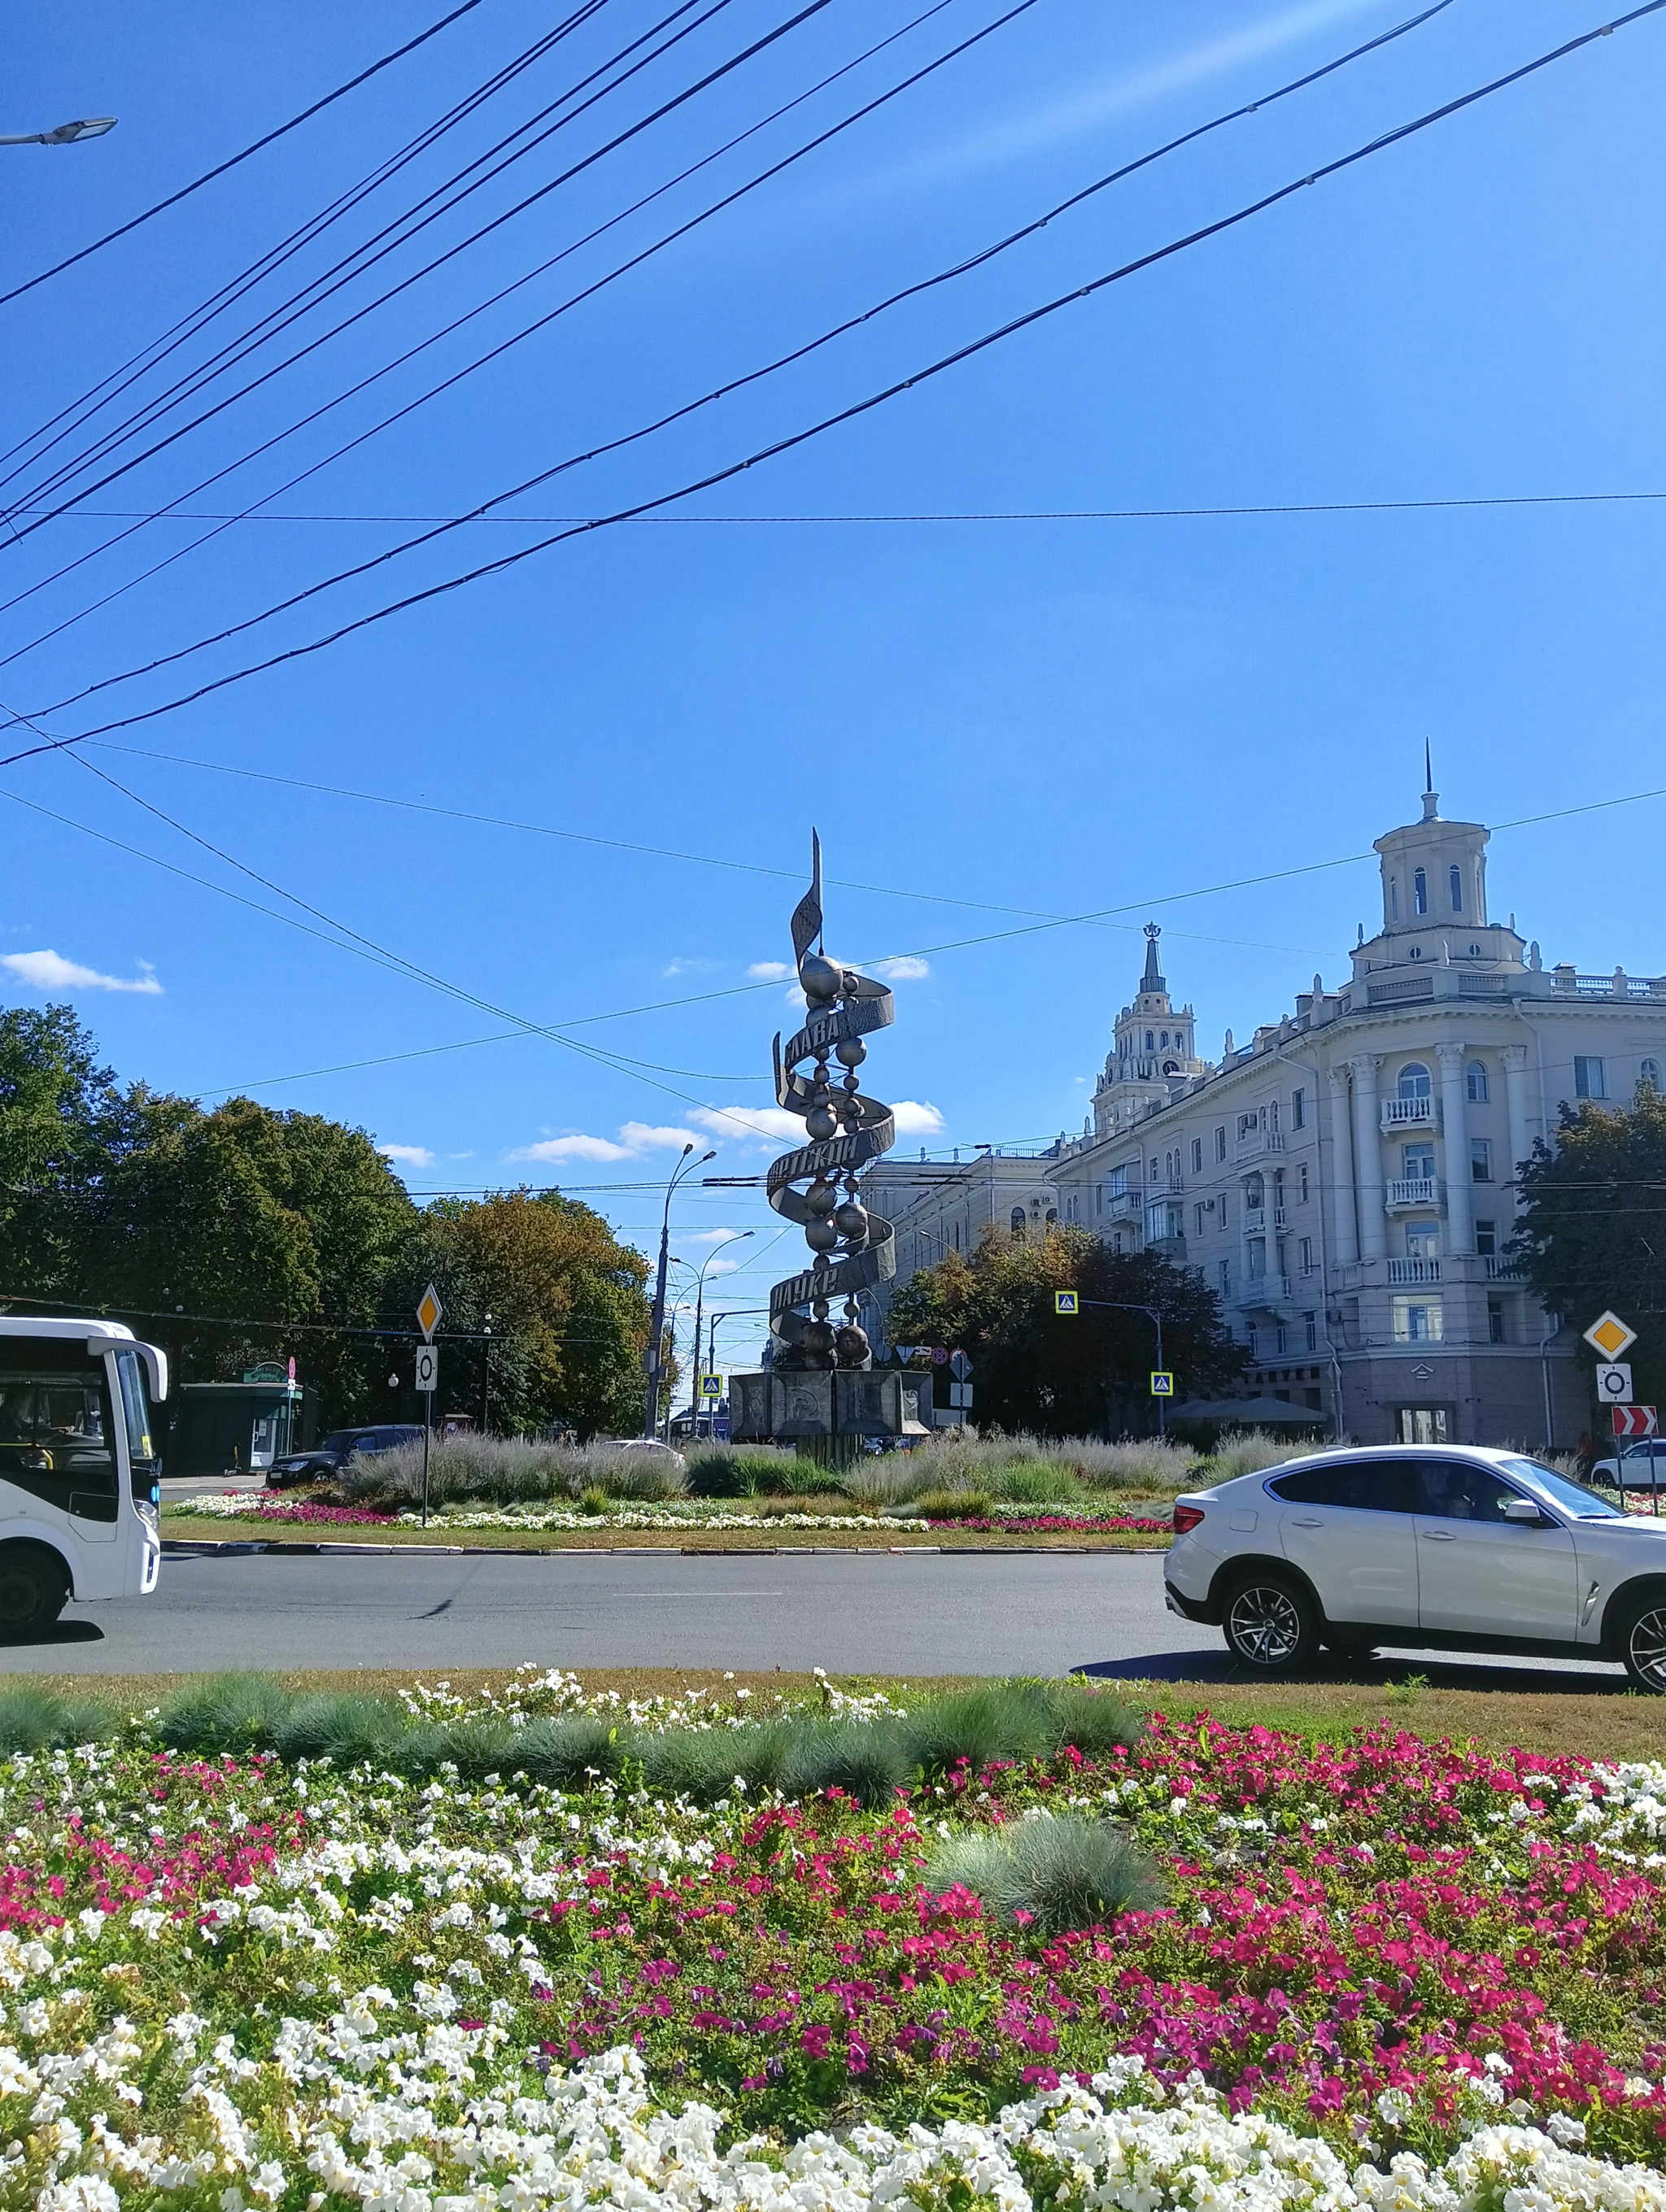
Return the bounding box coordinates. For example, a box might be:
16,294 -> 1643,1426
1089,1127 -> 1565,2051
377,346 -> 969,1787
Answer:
1148,1234 -> 1187,1264
1380,1096 -> 1437,1131
1387,1257 -> 1441,1286
1104,1188 -> 1140,1219
1484,1255 -> 1524,1282
1234,1274 -> 1291,1310
1234,1130 -> 1286,1162
1385,1177 -> 1440,1211
1241,1206 -> 1267,1234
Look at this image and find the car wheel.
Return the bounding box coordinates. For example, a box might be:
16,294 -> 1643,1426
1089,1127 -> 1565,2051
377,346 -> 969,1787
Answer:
0,1548 -> 68,1639
1223,1571 -> 1319,1674
1619,1596 -> 1666,1693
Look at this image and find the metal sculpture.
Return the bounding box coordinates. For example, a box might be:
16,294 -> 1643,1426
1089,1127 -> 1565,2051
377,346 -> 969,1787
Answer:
730,835 -> 920,1446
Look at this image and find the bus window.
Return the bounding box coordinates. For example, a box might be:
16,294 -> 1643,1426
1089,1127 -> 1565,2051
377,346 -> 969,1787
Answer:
0,1341 -> 118,1520
115,1348 -> 159,1498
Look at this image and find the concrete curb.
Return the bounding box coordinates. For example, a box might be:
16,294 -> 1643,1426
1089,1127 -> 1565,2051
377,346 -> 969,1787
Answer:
162,1538 -> 1168,1561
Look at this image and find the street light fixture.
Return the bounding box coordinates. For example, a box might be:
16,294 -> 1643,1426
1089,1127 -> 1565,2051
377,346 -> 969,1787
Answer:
1,117 -> 117,147
685,1232 -> 754,1439
642,1144 -> 716,1439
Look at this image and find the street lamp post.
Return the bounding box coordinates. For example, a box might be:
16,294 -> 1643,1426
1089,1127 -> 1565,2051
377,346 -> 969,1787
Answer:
643,1145 -> 714,1439
1,117 -> 117,146
479,1311 -> 492,1437
686,1231 -> 753,1439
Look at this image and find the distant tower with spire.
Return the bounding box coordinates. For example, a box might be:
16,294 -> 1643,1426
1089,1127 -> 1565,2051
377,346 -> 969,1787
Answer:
1092,924 -> 1208,1138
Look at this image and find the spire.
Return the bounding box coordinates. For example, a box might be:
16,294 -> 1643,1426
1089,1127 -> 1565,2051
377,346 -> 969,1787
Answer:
1421,741 -> 1439,822
1140,922 -> 1164,994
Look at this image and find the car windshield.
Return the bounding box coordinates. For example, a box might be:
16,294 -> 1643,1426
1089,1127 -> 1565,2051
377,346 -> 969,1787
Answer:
1500,1456 -> 1624,1518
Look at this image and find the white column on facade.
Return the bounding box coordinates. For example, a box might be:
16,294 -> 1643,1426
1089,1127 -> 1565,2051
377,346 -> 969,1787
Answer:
1327,1067 -> 1359,1265
1501,1045 -> 1533,1210
1436,1041 -> 1475,1253
1350,1055 -> 1387,1261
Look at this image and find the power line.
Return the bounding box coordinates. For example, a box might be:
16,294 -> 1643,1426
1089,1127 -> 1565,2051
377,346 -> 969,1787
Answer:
0,0 -> 1009,654
20,486 -> 1666,526
2,0 -> 748,533
0,0 -> 617,511
0,0 -> 499,311
7,0 -> 1655,755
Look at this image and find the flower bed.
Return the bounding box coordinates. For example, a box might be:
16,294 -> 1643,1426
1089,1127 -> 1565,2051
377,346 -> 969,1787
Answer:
7,1670 -> 1666,2207
167,1493 -> 1169,1535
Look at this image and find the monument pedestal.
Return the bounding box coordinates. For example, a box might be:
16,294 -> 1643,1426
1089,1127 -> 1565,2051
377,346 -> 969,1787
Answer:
729,1369 -> 929,1463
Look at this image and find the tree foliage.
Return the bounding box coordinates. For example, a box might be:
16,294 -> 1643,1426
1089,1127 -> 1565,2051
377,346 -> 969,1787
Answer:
887,1225 -> 1246,1436
0,1000 -> 652,1435
1513,1088 -> 1666,1409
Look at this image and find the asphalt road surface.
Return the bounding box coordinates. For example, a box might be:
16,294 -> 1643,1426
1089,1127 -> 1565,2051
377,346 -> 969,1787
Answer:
0,1548 -> 1633,1689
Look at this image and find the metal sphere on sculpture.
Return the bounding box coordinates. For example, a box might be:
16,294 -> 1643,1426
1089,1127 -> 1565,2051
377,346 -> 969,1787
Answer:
798,954 -> 842,1004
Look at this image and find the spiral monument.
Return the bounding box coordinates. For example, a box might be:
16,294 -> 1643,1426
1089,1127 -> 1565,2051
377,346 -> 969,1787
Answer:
729,835 -> 924,1451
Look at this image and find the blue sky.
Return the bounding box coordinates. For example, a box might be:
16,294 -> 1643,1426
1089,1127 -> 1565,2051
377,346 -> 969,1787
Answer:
2,0 -> 1664,1378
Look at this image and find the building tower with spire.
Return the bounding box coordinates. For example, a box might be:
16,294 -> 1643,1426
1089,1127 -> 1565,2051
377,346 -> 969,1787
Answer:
1092,925 -> 1210,1139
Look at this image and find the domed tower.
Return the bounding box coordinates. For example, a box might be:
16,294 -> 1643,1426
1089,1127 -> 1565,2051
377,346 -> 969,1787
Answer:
1375,784 -> 1489,938
1092,926 -> 1207,1137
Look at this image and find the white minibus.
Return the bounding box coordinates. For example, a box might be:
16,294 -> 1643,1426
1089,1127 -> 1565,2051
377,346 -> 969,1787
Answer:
0,1317 -> 165,1634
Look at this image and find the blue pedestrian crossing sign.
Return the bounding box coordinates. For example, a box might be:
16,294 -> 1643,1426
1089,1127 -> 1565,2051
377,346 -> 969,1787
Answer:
1053,1291 -> 1079,1315
699,1373 -> 722,1401
1150,1370 -> 1175,1398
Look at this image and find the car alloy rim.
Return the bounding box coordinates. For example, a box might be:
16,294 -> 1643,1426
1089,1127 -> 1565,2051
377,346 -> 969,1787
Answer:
1228,1584 -> 1302,1666
1628,1608 -> 1666,1689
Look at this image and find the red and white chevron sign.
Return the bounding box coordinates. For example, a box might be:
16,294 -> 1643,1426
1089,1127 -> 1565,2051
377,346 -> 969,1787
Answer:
1614,1405 -> 1659,1438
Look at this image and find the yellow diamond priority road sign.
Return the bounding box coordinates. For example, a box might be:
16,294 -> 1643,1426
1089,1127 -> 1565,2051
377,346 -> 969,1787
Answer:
1584,1309 -> 1638,1362
416,1282 -> 443,1341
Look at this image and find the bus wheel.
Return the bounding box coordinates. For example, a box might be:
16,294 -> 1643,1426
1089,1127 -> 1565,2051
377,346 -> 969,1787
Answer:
0,1547 -> 68,1637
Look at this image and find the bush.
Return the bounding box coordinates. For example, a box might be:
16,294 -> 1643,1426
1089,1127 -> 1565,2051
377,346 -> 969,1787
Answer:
924,1812 -> 1162,1935
578,1485 -> 609,1516
779,1718 -> 914,1807
1062,1436 -> 1199,1493
342,1435 -> 684,1507
639,1719 -> 797,1801
912,1488 -> 992,1522
155,1674 -> 289,1753
757,1494 -> 859,1519
684,1446 -> 837,1498
0,1687 -> 116,1754
1206,1429 -> 1310,1478
843,1456 -> 935,1507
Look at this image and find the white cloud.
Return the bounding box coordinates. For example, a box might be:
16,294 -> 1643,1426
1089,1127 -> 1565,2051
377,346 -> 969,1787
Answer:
892,1100 -> 947,1136
747,960 -> 794,982
507,1121 -> 701,1165
662,957 -> 714,978
690,1104 -> 803,1147
379,1143 -> 435,1169
872,956 -> 930,982
704,1258 -> 743,1275
687,1228 -> 745,1244
1,948 -> 162,995
508,1134 -> 633,1164
784,985 -> 808,1009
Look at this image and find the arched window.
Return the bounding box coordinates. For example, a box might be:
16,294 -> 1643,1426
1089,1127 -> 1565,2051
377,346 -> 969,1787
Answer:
1398,1062 -> 1433,1100
1160,1030 -> 1169,1047
1642,1060 -> 1661,1095
1449,864 -> 1463,912
1414,868 -> 1428,914
1010,1207 -> 1026,1238
1145,1030 -> 1154,1051
1045,1208 -> 1058,1226
1466,1060 -> 1488,1103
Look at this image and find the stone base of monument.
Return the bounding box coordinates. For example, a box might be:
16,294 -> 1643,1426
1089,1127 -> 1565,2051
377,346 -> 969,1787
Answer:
729,1369 -> 931,1464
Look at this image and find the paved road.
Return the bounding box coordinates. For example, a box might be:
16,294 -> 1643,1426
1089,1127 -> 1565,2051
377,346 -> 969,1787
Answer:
0,1549 -> 1633,1690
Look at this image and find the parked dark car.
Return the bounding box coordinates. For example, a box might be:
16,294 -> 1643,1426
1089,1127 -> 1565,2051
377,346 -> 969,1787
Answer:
266,1424 -> 424,1489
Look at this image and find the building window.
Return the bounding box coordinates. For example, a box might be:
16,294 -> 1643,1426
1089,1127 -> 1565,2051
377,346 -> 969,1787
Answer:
1299,1162 -> 1310,1203
1191,1136 -> 1203,1173
1466,1059 -> 1488,1103
1450,864 -> 1463,912
1471,1138 -> 1492,1182
1398,1061 -> 1432,1099
1304,1311 -> 1318,1352
1275,1323 -> 1289,1356
1404,1141 -> 1435,1183
1391,877 -> 1399,921
1219,1260 -> 1230,1295
1291,1086 -> 1306,1130
1641,1060 -> 1661,1095
1392,1295 -> 1444,1343
1246,1326 -> 1259,1359
1195,1203 -> 1206,1238
1489,1295 -> 1506,1345
1010,1208 -> 1026,1237
1219,1191 -> 1229,1230
1215,1126 -> 1227,1162
1045,1208 -> 1058,1226
1145,1030 -> 1154,1052
1298,1235 -> 1314,1274
1574,1056 -> 1607,1100
1476,1217 -> 1496,1257
1414,867 -> 1428,915
1398,1407 -> 1448,1443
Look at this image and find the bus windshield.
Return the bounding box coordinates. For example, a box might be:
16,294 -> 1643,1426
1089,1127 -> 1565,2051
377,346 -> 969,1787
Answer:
0,1340 -> 117,1506
114,1348 -> 157,1478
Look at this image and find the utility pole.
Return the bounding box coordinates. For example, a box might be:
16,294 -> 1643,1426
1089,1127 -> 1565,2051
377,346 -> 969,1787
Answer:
643,1145 -> 713,1438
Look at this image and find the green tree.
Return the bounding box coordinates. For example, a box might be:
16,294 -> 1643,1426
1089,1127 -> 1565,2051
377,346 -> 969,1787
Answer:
0,1004 -> 128,1300
1512,1087 -> 1666,1413
888,1224 -> 1246,1436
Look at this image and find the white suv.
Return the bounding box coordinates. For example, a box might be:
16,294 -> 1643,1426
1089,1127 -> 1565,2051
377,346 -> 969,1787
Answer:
1165,1445 -> 1666,1690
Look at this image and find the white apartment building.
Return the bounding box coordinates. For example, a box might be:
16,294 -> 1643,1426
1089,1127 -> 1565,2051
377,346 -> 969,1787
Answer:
865,788 -> 1666,1446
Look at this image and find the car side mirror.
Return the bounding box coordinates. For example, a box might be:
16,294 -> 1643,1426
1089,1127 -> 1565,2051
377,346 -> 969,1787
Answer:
1502,1497 -> 1546,1524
